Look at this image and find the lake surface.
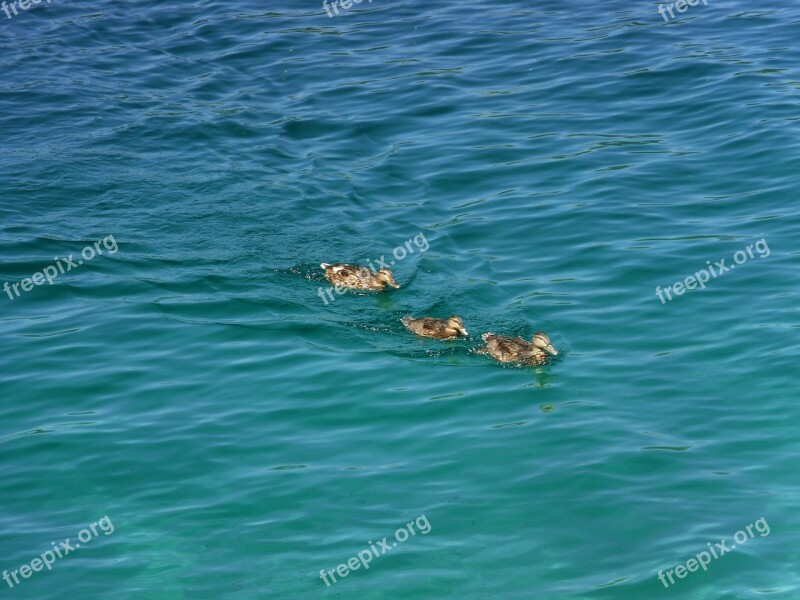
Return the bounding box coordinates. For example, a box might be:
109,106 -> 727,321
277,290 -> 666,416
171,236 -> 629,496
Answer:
1,1 -> 798,598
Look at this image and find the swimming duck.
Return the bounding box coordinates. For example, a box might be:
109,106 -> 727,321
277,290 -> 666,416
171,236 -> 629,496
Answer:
478,332 -> 558,366
320,263 -> 400,290
401,316 -> 469,339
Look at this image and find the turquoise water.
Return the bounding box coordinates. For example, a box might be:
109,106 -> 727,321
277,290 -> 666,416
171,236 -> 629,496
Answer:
1,1 -> 799,598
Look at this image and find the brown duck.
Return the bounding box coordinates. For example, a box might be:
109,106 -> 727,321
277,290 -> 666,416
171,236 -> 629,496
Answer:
401,316 -> 469,339
320,263 -> 400,291
478,332 -> 558,366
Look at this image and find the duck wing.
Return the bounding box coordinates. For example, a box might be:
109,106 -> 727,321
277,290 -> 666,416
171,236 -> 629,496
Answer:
324,264 -> 374,288
402,317 -> 446,337
481,334 -> 532,361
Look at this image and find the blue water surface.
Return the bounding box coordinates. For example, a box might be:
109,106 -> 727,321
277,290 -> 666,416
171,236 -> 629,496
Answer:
1,1 -> 799,598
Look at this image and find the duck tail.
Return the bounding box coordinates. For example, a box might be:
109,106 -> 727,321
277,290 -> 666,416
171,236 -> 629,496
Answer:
320,263 -> 331,270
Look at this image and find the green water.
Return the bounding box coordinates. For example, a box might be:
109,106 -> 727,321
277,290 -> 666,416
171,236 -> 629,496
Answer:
1,1 -> 799,598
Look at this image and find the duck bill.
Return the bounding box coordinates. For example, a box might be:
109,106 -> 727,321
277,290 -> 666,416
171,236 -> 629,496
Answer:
458,327 -> 469,336
544,345 -> 558,356
388,280 -> 400,289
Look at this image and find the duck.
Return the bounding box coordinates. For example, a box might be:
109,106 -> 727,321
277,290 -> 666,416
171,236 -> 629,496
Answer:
320,263 -> 400,291
477,331 -> 558,366
401,316 -> 469,339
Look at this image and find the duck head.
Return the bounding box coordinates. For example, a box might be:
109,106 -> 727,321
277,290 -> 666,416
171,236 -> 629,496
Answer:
376,268 -> 400,289
532,332 -> 558,355
447,316 -> 469,336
